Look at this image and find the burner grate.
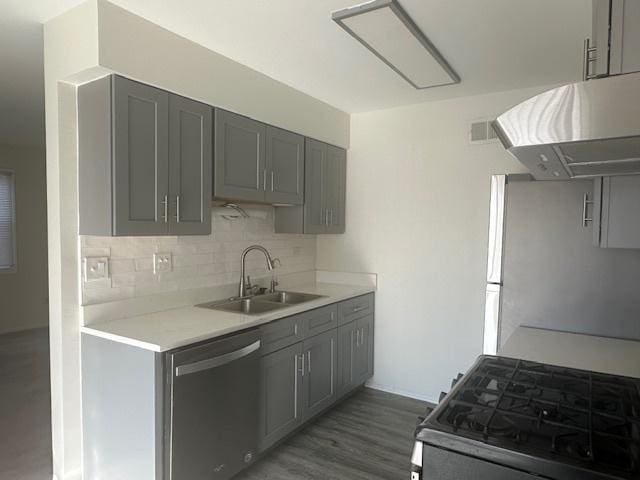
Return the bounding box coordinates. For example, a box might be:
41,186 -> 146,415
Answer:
430,357 -> 640,478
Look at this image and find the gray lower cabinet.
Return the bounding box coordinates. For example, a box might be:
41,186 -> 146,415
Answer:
214,111 -> 305,205
275,138 -> 347,234
302,329 -> 337,419
354,315 -> 375,385
258,342 -> 304,451
82,294 -> 374,479
336,320 -> 358,397
78,75 -> 212,236
337,314 -> 374,397
593,175 -> 640,248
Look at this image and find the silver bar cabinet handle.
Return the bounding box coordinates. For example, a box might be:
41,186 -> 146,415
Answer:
307,351 -> 311,373
161,195 -> 168,223
582,193 -> 594,227
271,171 -> 275,192
263,169 -> 267,191
176,195 -> 181,223
300,354 -> 305,377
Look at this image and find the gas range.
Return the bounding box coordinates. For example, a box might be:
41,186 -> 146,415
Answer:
411,356 -> 640,480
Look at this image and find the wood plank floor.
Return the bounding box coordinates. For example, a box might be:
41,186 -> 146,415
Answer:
0,327 -> 52,480
236,388 -> 428,480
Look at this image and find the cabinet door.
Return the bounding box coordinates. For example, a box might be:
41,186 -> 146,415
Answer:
591,0 -> 611,77
302,329 -> 337,420
265,126 -> 304,205
325,145 -> 347,234
259,342 -> 303,452
214,109 -> 266,202
618,0 -> 640,74
112,76 -> 169,235
168,95 -> 212,235
336,321 -> 358,398
599,175 -> 640,248
303,139 -> 328,233
354,315 -> 374,385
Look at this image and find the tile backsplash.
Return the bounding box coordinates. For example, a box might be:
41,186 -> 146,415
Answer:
81,206 -> 316,305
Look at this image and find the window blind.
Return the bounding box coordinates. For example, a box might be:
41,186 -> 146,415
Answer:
0,171 -> 16,270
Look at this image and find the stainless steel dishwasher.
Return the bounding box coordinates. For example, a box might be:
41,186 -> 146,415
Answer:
165,328 -> 261,480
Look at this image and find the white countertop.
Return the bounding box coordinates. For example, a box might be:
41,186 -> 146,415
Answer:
81,282 -> 375,352
501,326 -> 640,378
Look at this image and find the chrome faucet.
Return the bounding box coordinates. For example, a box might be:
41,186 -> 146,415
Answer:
238,245 -> 277,298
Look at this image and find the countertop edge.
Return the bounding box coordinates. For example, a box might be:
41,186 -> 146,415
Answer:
81,283 -> 375,353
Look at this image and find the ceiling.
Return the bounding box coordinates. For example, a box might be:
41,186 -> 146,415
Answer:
2,0 -> 591,148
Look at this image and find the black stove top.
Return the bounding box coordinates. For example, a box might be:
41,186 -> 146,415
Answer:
416,356 -> 640,480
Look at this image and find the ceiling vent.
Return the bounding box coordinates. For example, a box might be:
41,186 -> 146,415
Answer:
332,0 -> 460,90
469,120 -> 499,144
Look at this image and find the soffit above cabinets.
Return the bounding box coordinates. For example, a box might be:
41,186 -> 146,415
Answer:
332,0 -> 459,90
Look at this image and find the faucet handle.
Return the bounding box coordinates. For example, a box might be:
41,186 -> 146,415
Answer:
269,278 -> 279,293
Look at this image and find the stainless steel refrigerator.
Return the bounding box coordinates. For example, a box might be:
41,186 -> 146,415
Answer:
483,175 -> 640,354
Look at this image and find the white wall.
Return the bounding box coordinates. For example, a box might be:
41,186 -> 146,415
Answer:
316,86 -> 550,402
0,144 -> 48,334
96,0 -> 349,148
44,2 -> 350,478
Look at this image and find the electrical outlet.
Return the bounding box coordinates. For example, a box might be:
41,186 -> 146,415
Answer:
154,253 -> 172,274
84,257 -> 110,282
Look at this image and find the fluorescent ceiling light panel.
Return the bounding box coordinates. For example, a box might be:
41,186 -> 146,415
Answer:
333,0 -> 460,89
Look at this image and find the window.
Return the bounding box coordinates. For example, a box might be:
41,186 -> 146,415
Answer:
0,170 -> 16,272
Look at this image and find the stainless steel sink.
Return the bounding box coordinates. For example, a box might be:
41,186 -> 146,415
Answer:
258,291 -> 324,305
198,291 -> 325,315
199,298 -> 283,315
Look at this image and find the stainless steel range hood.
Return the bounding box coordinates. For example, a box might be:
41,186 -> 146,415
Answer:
493,72 -> 640,180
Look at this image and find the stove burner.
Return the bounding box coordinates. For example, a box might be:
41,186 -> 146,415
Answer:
424,356 -> 640,479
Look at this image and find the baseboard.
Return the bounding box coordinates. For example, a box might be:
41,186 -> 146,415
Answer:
365,382 -> 437,405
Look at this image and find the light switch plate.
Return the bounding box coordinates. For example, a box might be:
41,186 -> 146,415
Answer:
154,253 -> 172,274
84,257 -> 110,282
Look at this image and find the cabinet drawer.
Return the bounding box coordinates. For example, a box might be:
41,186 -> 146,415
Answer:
260,316 -> 304,356
338,294 -> 374,326
299,304 -> 338,339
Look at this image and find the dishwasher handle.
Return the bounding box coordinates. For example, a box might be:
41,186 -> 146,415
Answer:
175,340 -> 261,377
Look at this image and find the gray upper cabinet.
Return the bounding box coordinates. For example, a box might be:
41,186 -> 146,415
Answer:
265,126 -> 304,205
301,329 -> 337,420
275,138 -> 347,234
610,0 -> 640,75
325,145 -> 346,234
78,75 -> 212,236
587,0 -> 640,79
113,76 -> 170,236
303,139 -> 328,233
594,175 -> 640,248
214,109 -> 266,203
168,95 -> 212,235
213,110 -> 305,205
